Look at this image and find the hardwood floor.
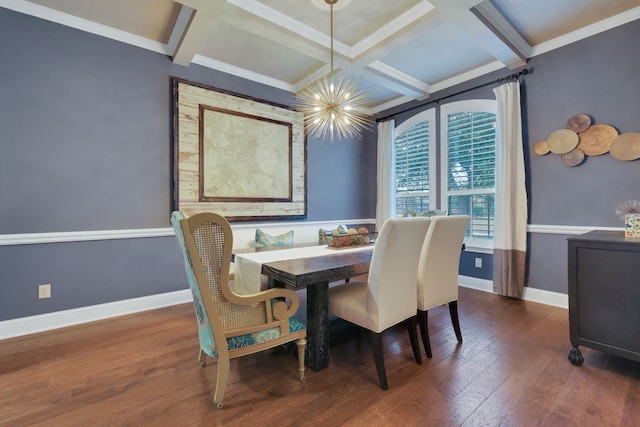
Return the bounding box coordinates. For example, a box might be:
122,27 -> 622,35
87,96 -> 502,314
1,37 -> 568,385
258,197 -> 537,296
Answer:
1,287 -> 638,426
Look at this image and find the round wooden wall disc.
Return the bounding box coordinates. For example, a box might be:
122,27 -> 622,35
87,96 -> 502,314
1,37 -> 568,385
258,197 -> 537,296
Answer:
560,148 -> 585,167
577,124 -> 618,156
533,140 -> 550,155
566,114 -> 591,133
610,132 -> 640,161
547,129 -> 579,154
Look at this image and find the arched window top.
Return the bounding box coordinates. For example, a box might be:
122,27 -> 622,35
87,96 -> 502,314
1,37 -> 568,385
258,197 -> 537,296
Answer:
396,108 -> 435,136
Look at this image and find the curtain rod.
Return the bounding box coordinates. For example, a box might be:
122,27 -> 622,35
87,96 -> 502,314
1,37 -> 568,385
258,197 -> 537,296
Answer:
375,68 -> 529,123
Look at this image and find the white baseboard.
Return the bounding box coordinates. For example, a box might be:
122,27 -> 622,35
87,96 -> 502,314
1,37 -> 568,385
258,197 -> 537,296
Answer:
521,286 -> 568,309
459,275 -> 568,309
0,275 -> 568,340
0,289 -> 192,340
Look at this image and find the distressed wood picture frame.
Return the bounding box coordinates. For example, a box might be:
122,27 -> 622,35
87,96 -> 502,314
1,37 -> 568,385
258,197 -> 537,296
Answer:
172,77 -> 307,221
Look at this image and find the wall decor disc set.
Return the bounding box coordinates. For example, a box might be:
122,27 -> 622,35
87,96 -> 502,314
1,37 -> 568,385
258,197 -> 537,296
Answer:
534,114 -> 640,166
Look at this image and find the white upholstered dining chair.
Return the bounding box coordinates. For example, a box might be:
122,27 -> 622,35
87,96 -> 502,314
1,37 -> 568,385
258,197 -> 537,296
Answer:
417,215 -> 470,358
328,217 -> 431,390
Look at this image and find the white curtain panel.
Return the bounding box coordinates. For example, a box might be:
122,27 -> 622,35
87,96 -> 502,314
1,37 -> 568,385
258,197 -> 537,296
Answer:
492,81 -> 528,298
376,120 -> 395,232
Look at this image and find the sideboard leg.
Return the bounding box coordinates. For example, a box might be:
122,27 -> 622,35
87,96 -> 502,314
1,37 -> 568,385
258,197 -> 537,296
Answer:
568,345 -> 584,366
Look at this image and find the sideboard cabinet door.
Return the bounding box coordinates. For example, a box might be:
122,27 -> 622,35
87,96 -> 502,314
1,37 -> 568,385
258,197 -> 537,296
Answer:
567,230 -> 640,365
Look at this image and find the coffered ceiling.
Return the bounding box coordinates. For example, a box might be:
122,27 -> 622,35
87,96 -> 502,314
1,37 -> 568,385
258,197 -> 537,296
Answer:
4,0 -> 640,113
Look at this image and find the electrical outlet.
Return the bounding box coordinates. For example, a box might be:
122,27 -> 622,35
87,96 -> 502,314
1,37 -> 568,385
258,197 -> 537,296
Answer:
38,284 -> 51,299
475,258 -> 483,268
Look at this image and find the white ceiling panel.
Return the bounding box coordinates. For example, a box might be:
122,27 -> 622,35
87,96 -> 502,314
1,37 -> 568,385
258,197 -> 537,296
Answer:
381,21 -> 498,85
6,0 -> 639,113
200,19 -> 323,83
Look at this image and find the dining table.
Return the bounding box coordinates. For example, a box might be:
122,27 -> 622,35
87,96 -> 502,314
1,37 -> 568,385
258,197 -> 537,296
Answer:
233,244 -> 374,371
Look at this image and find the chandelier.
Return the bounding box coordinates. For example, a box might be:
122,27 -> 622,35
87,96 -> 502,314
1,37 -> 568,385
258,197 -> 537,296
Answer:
295,0 -> 371,142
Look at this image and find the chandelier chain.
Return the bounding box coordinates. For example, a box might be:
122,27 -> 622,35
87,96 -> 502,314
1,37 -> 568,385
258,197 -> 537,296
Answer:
330,2 -> 334,74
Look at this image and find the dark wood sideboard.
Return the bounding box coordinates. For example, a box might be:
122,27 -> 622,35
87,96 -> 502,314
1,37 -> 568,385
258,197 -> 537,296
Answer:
567,230 -> 640,365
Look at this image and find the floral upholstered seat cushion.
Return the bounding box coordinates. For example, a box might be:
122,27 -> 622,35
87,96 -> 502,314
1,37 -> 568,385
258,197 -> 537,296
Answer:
225,314 -> 306,357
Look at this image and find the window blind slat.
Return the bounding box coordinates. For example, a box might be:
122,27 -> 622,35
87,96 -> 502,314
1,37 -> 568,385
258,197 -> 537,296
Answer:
395,120 -> 431,215
446,109 -> 496,238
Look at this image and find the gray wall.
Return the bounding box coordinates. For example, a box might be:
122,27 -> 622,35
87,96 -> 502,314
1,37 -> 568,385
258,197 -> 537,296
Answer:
375,19 -> 640,293
524,20 -> 640,293
1,7 -> 638,322
0,8 -> 374,321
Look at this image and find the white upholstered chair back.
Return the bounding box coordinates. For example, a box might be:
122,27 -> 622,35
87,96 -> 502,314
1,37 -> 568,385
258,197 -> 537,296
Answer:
367,217 -> 431,331
417,215 -> 470,311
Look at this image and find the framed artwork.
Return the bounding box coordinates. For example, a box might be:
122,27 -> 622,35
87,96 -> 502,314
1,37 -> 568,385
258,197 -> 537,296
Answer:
172,77 -> 306,221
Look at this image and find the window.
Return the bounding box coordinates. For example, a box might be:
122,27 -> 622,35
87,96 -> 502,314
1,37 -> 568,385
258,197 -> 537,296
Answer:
394,109 -> 436,216
440,100 -> 496,247
391,101 -> 496,248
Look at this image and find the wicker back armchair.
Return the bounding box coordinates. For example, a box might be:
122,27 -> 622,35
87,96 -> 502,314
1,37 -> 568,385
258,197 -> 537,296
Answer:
171,211 -> 306,408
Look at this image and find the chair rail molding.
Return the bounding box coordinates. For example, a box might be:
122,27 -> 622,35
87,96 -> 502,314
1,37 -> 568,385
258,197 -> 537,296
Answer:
0,219 -> 376,246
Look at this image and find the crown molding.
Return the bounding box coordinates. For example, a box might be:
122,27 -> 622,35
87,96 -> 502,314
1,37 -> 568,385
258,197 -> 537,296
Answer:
530,6 -> 640,57
191,55 -> 295,92
0,0 -> 167,55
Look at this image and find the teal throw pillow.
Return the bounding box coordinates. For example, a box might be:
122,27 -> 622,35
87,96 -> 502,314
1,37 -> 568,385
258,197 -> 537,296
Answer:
255,229 -> 294,249
424,209 -> 448,217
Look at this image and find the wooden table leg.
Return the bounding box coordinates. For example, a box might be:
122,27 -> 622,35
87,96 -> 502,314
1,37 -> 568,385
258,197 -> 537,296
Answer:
305,281 -> 330,371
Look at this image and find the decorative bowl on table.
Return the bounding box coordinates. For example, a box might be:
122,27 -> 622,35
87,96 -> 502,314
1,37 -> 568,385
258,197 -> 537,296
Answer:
326,227 -> 377,249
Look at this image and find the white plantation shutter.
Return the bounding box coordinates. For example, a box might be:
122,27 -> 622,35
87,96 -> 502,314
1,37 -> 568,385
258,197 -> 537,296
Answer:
441,101 -> 497,243
447,112 -> 496,191
394,109 -> 435,215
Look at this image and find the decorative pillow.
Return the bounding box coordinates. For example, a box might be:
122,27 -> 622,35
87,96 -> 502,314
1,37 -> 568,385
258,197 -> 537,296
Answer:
403,209 -> 447,217
255,229 -> 294,249
423,209 -> 448,217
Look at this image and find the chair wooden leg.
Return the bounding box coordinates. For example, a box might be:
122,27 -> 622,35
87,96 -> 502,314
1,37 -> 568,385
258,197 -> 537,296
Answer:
198,349 -> 207,367
371,332 -> 388,390
296,338 -> 307,382
406,316 -> 422,365
449,301 -> 463,343
213,357 -> 230,409
417,309 -> 432,358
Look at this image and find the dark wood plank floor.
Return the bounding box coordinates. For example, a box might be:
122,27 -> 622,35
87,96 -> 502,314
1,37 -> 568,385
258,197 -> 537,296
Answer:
1,287 -> 639,426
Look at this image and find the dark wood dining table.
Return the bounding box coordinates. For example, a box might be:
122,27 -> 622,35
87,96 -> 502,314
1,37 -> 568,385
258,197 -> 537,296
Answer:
261,247 -> 373,372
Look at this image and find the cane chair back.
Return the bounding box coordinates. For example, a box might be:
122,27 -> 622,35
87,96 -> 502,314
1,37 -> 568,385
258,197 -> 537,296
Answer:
171,211 -> 306,408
